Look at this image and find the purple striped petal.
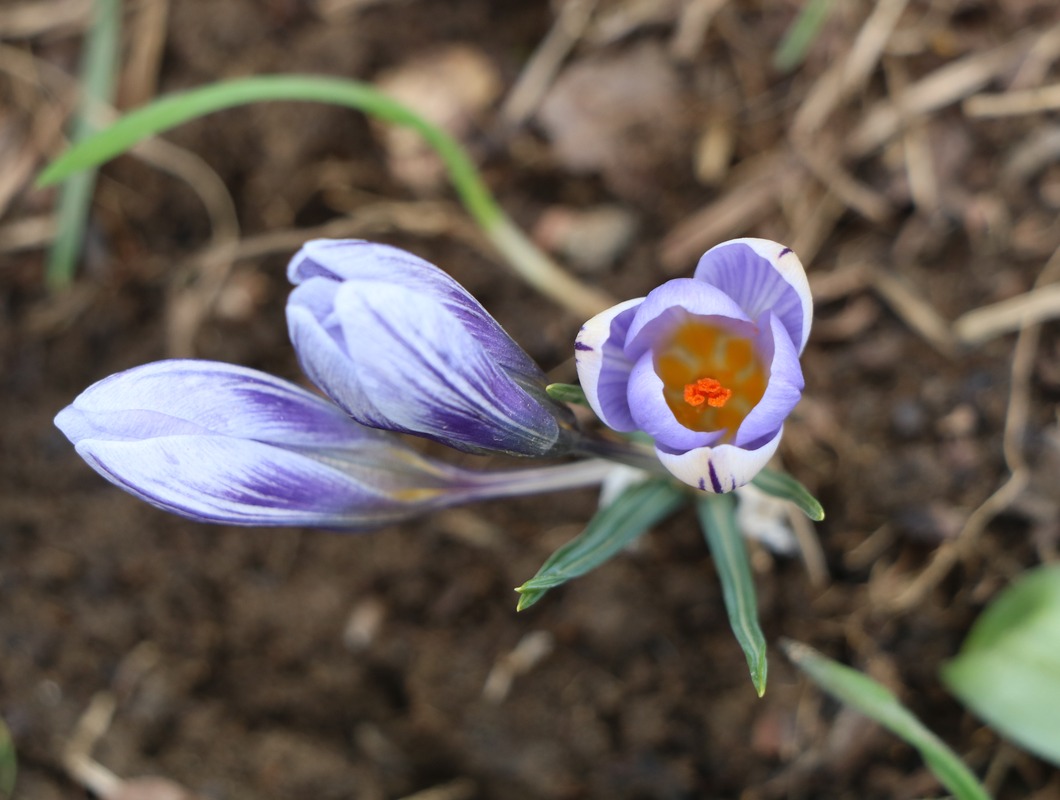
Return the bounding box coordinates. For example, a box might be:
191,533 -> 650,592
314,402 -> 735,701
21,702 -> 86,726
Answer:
288,239 -> 544,384
574,297 -> 642,431
656,428 -> 784,494
55,359 -> 378,447
693,239 -> 812,354
286,239 -> 571,456
56,360 -> 608,528
70,434 -> 410,528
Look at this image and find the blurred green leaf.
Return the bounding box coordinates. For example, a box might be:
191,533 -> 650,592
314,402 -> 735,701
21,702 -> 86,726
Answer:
516,478 -> 685,610
942,565 -> 1060,767
784,640 -> 990,800
38,75 -> 499,228
773,0 -> 837,73
545,382 -> 589,406
751,468 -> 825,521
46,0 -> 122,289
0,716 -> 15,799
697,493 -> 768,696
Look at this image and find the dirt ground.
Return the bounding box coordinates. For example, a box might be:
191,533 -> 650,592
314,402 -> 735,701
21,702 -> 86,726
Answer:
3,0 -> 1060,798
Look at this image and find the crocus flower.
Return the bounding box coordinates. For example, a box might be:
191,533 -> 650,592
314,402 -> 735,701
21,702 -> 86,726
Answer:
575,238 -> 811,493
286,239 -> 575,457
55,360 -> 611,528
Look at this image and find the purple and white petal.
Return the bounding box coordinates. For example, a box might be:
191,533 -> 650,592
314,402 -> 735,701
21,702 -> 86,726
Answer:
288,239 -> 544,383
733,313 -> 804,448
54,360 -> 380,448
322,280 -> 561,456
626,352 -> 724,451
72,434 -> 409,528
694,239 -> 812,354
574,297 -> 642,431
656,427 -> 784,494
624,278 -> 752,361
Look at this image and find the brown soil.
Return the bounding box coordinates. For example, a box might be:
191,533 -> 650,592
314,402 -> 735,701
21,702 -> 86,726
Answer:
3,1 -> 1059,798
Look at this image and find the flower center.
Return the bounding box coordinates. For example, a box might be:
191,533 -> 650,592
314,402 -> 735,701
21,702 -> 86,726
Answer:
683,377 -> 732,408
655,318 -> 767,438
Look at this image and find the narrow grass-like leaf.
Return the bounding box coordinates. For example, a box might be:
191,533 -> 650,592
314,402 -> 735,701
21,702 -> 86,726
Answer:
751,468 -> 824,521
545,382 -> 589,406
38,75 -> 612,317
39,74 -> 501,225
783,640 -> 991,800
773,0 -> 836,72
516,478 -> 685,610
698,493 -> 768,697
45,0 -> 122,289
942,565 -> 1060,767
0,716 -> 15,799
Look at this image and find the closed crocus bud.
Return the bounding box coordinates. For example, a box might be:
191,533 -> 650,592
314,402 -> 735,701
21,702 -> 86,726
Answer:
55,361 -> 606,528
576,239 -> 811,493
285,240 -> 576,457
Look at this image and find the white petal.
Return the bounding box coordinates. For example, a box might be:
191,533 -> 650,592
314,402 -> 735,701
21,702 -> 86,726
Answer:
655,427 -> 783,493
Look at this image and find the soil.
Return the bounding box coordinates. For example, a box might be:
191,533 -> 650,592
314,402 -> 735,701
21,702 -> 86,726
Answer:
2,1 -> 1060,798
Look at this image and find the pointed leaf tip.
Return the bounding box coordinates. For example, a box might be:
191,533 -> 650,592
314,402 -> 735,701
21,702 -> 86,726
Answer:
698,493 -> 769,697
751,468 -> 824,521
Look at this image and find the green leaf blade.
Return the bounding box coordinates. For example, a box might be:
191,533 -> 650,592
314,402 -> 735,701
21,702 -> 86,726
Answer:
698,493 -> 768,696
784,640 -> 991,800
0,716 -> 15,799
772,0 -> 837,73
545,383 -> 589,407
516,478 -> 686,610
37,75 -> 500,229
942,564 -> 1060,768
46,0 -> 122,289
751,468 -> 824,521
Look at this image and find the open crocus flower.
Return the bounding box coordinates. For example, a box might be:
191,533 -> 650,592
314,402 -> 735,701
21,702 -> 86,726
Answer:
575,239 -> 811,493
286,239 -> 576,457
55,360 -> 611,528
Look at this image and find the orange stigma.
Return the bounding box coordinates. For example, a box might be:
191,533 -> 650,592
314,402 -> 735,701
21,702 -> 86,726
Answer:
683,377 -> 733,408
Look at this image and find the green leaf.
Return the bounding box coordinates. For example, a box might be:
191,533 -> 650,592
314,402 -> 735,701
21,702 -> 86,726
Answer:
46,0 -> 122,289
545,383 -> 589,406
783,640 -> 991,800
698,493 -> 768,697
38,75 -> 502,229
516,478 -> 686,610
0,716 -> 15,799
773,0 -> 837,73
942,565 -> 1060,768
751,468 -> 824,521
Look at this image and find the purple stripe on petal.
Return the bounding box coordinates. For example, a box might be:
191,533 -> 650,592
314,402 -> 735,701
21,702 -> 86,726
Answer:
56,360 -> 381,448
708,462 -> 724,493
288,240 -> 545,384
656,427 -> 783,493
574,341 -> 594,352
74,434 -> 409,528
324,280 -> 560,455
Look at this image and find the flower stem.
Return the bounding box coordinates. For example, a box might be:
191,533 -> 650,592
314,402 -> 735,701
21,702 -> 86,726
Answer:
465,458 -> 617,502
572,435 -> 668,476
